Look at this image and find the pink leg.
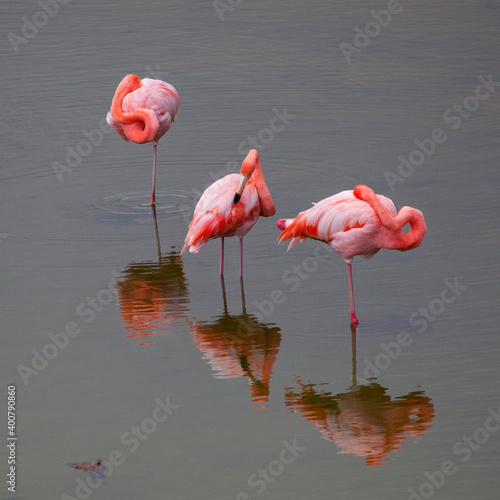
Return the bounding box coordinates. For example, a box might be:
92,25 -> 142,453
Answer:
150,142 -> 157,206
347,262 -> 359,325
219,238 -> 224,276
239,238 -> 243,278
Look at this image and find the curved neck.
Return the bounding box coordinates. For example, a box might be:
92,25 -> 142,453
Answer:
353,184 -> 426,251
110,75 -> 159,144
251,155 -> 276,217
388,207 -> 427,250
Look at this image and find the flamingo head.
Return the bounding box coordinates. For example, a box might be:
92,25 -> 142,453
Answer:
241,149 -> 259,176
120,74 -> 142,93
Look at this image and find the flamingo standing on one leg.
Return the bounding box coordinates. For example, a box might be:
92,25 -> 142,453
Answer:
182,149 -> 275,277
277,185 -> 426,324
107,74 -> 180,205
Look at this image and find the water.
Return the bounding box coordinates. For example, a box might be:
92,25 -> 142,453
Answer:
1,1 -> 500,499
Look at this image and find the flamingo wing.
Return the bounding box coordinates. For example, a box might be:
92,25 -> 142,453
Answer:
278,190 -> 397,259
183,175 -> 260,253
107,79 -> 180,142
130,79 -> 180,139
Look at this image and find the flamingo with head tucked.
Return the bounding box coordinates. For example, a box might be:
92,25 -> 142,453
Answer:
107,74 -> 180,205
182,149 -> 275,277
277,185 -> 426,324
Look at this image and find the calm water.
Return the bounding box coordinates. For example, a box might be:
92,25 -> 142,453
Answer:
2,1 -> 500,499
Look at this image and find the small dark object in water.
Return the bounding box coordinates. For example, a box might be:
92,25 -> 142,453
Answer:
67,460 -> 106,479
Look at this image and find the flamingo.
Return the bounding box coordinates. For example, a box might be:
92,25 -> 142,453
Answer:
277,185 -> 426,324
182,149 -> 276,277
106,74 -> 180,205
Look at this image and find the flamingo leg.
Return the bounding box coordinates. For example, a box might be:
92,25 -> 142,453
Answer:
220,275 -> 228,314
347,261 -> 359,325
240,276 -> 246,313
350,322 -> 358,389
239,237 -> 243,278
150,142 -> 157,206
219,237 -> 224,276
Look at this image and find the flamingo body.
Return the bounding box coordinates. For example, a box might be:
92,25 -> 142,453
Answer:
184,174 -> 261,252
278,190 -> 399,261
107,74 -> 180,205
277,185 -> 426,324
183,149 -> 275,276
107,78 -> 180,144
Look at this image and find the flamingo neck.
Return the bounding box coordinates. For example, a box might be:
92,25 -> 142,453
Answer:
251,155 -> 276,217
110,75 -> 159,144
386,207 -> 427,251
353,184 -> 426,251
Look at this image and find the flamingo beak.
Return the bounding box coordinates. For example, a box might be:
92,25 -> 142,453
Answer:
234,174 -> 250,204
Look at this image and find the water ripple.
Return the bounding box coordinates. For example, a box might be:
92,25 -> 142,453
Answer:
93,191 -> 196,216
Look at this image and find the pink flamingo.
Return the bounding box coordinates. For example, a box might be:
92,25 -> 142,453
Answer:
277,185 -> 426,324
182,149 -> 276,277
107,74 -> 180,205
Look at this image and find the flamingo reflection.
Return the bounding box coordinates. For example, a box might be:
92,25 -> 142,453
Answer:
115,208 -> 189,344
284,325 -> 434,465
186,278 -> 281,410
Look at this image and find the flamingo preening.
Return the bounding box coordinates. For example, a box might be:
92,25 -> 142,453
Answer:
182,149 -> 275,277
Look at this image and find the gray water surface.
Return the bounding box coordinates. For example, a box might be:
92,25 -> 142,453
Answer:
2,1 -> 500,499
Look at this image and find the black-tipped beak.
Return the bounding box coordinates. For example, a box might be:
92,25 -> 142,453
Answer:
234,174 -> 250,205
